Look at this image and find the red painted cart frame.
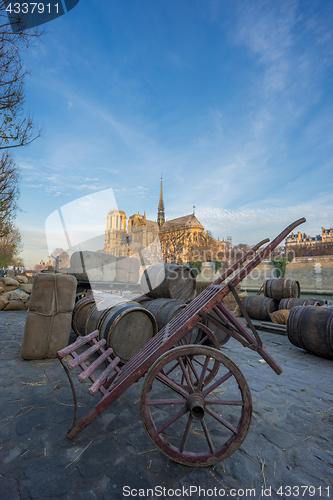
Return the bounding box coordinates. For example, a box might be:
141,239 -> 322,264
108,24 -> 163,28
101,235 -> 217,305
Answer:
57,218 -> 305,467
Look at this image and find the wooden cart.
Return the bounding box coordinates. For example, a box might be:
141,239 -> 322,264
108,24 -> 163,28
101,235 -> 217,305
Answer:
57,218 -> 305,467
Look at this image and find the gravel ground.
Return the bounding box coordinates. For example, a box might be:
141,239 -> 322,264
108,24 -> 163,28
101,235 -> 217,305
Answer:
0,311 -> 332,500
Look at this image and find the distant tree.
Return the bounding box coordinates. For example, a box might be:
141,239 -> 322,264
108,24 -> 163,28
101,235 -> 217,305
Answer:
0,8 -> 43,254
290,243 -> 333,257
188,259 -> 202,277
270,253 -> 294,278
214,260 -> 222,272
50,248 -> 70,268
0,3 -> 42,150
0,152 -> 20,237
231,243 -> 251,263
11,256 -> 25,268
0,224 -> 22,267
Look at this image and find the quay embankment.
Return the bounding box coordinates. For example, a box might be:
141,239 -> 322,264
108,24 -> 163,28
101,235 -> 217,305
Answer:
241,255 -> 333,295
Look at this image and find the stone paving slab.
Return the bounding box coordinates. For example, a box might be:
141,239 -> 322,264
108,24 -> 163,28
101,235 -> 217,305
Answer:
0,311 -> 332,500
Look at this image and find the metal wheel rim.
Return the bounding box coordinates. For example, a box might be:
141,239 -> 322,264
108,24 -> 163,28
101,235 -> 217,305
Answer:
141,345 -> 252,467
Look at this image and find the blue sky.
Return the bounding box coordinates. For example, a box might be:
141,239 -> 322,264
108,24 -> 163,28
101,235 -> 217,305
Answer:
13,0 -> 333,267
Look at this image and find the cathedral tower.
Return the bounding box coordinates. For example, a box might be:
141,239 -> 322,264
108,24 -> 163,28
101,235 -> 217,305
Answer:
157,177 -> 165,228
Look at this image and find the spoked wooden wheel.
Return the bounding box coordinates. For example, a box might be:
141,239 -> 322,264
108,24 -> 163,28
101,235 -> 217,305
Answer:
141,345 -> 252,467
170,324 -> 220,389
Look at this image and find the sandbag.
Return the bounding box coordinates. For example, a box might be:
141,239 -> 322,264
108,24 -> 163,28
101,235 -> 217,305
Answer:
115,268 -> 129,283
102,265 -> 116,282
0,296 -> 9,310
233,305 -> 243,317
14,275 -> 29,284
269,309 -> 290,325
19,284 -> 33,294
21,311 -> 72,359
86,267 -> 103,281
1,277 -> 19,288
2,290 -> 29,302
29,273 -> 77,315
222,286 -> 244,311
115,268 -> 139,283
70,251 -> 103,270
21,274 -> 77,359
116,256 -> 140,272
68,266 -> 103,282
1,284 -> 19,294
128,270 -> 140,284
5,300 -> 27,311
102,254 -> 117,266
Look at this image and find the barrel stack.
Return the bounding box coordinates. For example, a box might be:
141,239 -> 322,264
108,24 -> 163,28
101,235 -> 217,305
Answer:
264,278 -> 300,301
141,263 -> 196,302
241,295 -> 278,321
287,306 -> 333,359
240,278 -> 333,359
71,261 -> 235,363
279,298 -> 321,310
71,293 -> 157,365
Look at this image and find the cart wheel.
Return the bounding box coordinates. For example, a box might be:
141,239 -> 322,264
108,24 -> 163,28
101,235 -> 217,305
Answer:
141,345 -> 252,467
177,323 -> 219,348
168,324 -> 220,390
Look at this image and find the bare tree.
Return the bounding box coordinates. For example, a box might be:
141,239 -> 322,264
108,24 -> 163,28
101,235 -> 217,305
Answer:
159,228 -> 189,263
0,224 -> 22,267
0,5 -> 43,253
0,2 -> 42,150
159,228 -> 228,264
0,152 -> 20,236
50,248 -> 70,268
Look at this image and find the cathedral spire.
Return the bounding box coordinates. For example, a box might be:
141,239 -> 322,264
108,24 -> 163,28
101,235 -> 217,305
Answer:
157,176 -> 165,228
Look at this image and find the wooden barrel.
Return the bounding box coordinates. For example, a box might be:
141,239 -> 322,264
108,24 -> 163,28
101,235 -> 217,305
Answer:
119,292 -> 151,304
242,295 -> 277,321
142,298 -> 202,343
141,264 -> 196,302
279,298 -> 321,310
287,305 -> 333,359
264,279 -> 300,301
85,295 -> 132,337
99,301 -> 157,364
142,298 -> 186,330
72,295 -> 105,336
311,298 -> 327,306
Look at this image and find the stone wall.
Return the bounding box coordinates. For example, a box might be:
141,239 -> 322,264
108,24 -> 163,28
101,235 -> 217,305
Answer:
241,255 -> 333,294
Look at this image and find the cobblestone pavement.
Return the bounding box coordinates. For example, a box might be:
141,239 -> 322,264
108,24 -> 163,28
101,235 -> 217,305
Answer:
0,311 -> 332,500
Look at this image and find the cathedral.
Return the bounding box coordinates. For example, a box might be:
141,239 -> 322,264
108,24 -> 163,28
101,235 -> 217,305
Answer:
103,179 -> 229,264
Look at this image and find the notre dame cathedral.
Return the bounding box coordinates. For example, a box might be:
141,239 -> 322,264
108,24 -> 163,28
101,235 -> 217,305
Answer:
103,179 -> 230,264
